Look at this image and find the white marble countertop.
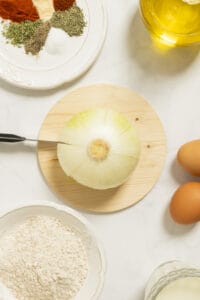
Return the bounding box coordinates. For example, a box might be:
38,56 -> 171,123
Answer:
0,0 -> 200,299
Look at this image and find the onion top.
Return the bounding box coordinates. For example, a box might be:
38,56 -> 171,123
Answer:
57,109 -> 141,190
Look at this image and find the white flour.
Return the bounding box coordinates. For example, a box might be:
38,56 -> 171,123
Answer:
0,215 -> 88,300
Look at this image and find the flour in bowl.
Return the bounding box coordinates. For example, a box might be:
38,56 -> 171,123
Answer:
0,215 -> 88,300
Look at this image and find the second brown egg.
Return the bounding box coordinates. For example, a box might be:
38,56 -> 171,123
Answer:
170,182 -> 200,225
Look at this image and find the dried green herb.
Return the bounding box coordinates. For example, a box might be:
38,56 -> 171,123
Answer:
3,20 -> 42,46
25,22 -> 51,55
51,6 -> 86,36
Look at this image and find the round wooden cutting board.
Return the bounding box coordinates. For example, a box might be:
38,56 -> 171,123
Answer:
38,85 -> 166,213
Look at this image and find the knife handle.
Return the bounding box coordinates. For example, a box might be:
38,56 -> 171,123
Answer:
0,133 -> 26,143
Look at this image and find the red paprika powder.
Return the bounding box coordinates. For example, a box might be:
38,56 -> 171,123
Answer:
0,0 -> 39,22
54,0 -> 75,11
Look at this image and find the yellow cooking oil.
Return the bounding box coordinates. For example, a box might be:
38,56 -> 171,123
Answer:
140,0 -> 200,46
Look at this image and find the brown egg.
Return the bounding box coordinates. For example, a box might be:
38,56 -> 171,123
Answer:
177,140 -> 200,176
170,182 -> 200,224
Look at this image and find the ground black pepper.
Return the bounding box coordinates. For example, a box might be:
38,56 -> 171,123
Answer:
25,21 -> 51,55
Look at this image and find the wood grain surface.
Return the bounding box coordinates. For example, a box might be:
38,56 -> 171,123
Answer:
38,85 -> 166,213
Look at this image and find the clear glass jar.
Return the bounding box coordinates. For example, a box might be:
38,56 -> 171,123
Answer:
140,0 -> 200,46
145,261 -> 200,300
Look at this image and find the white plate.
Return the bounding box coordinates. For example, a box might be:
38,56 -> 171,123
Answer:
0,201 -> 106,300
0,0 -> 107,90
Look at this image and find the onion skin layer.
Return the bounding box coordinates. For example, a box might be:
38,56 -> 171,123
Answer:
57,109 -> 141,190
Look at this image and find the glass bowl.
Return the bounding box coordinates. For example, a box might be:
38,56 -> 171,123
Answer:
145,261 -> 200,300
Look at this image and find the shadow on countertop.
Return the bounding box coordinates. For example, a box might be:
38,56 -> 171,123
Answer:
0,76 -> 79,98
127,10 -> 200,76
136,290 -> 145,300
0,59 -> 93,98
170,158 -> 200,185
162,202 -> 194,236
0,142 -> 36,154
127,288 -> 145,300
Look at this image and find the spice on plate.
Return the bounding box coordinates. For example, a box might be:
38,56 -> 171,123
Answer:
51,5 -> 86,36
3,19 -> 42,46
25,21 -> 51,55
53,0 -> 75,11
0,1 -> 86,55
32,0 -> 55,21
0,0 -> 39,22
0,215 -> 88,300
